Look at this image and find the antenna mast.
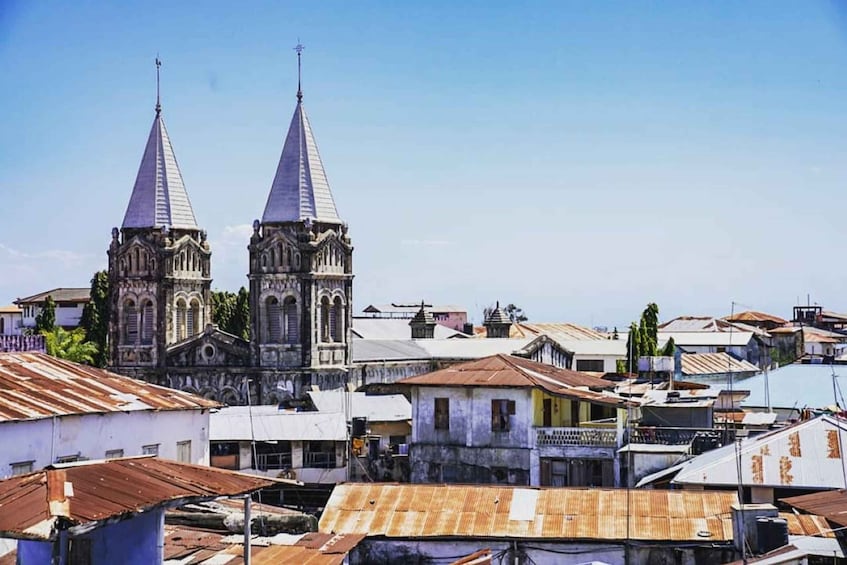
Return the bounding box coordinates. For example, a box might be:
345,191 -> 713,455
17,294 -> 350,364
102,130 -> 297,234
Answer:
155,56 -> 162,115
294,41 -> 305,102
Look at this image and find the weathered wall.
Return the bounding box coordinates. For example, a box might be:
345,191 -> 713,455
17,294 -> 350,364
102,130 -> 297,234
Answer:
0,409 -> 210,477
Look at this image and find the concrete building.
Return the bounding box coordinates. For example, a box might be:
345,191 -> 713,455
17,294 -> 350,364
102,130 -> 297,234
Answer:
0,351 -> 217,478
0,457 -> 270,565
106,56 -> 353,403
0,306 -> 22,336
400,354 -> 631,487
14,288 -> 89,330
209,406 -> 348,484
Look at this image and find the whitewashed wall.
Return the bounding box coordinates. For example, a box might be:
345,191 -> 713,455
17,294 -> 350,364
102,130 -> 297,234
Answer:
0,409 -> 210,477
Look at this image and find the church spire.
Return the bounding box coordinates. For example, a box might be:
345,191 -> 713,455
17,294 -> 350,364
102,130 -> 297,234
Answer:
261,44 -> 342,225
121,58 -> 199,230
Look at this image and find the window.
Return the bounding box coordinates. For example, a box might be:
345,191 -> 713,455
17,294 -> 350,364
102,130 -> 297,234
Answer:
434,397 -> 450,430
330,297 -> 344,342
10,461 -> 33,476
104,449 -> 124,459
266,296 -> 281,342
55,454 -> 83,464
68,538 -> 91,565
176,440 -> 192,463
189,300 -> 201,336
254,441 -> 292,470
491,399 -> 515,432
304,441 -> 338,468
140,300 -> 154,345
389,435 -> 407,446
320,296 -> 331,342
142,444 -> 159,456
211,442 -> 240,470
175,300 -> 187,341
283,297 -> 298,343
575,359 -> 604,372
123,299 -> 138,344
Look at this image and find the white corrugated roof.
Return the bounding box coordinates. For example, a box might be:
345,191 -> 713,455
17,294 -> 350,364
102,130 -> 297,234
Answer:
660,331 -> 754,347
210,406 -> 347,441
673,415 -> 847,489
262,100 -> 341,224
351,318 -> 466,340
555,339 -> 627,356
122,110 -> 198,230
351,337 -> 538,363
308,391 -> 411,422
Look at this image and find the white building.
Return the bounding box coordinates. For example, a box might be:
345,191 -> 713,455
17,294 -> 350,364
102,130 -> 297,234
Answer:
0,306 -> 22,336
209,406 -> 348,484
0,351 -> 217,478
14,287 -> 90,329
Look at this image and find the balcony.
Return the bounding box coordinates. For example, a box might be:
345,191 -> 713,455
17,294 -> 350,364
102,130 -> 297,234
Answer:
254,452 -> 292,471
535,427 -> 619,448
304,451 -> 337,469
627,427 -> 735,455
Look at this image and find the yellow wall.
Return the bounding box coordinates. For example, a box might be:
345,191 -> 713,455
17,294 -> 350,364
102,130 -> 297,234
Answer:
531,390 -> 591,427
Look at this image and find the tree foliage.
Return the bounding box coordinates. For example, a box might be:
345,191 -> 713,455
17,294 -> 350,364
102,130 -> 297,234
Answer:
79,270 -> 110,367
482,303 -> 528,323
621,302 -> 666,374
35,295 -> 56,333
211,287 -> 250,340
43,327 -> 99,365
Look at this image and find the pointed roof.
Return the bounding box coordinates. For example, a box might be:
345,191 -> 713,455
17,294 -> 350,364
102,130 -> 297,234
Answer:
409,302 -> 436,327
121,111 -> 198,230
262,101 -> 341,224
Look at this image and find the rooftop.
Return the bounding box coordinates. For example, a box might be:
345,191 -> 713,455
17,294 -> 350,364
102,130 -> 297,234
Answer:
781,489 -> 847,529
516,322 -> 609,341
319,483 -> 738,542
680,352 -> 761,377
15,288 -> 90,305
724,311 -> 788,325
362,303 -> 466,315
0,352 -> 218,422
351,318 -> 466,340
210,406 -> 347,442
307,391 -> 411,422
0,457 -> 272,541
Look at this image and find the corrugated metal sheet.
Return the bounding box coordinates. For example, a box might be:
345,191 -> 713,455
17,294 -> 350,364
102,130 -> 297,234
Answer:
210,406 -> 347,441
15,288 -> 90,305
659,331 -> 754,347
308,391 -> 411,422
0,457 -> 273,540
782,489 -> 847,529
351,318 -> 466,340
0,352 -> 218,422
517,323 -> 608,341
681,352 -> 760,377
397,354 -> 629,406
724,311 -> 788,325
319,484 -> 737,542
674,415 -> 847,489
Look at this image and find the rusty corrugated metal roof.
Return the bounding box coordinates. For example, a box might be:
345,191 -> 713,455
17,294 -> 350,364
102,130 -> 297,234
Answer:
681,352 -> 760,377
319,484 -> 737,542
0,352 -> 218,422
724,311 -> 788,325
0,457 -> 272,540
781,489 -> 847,529
516,322 -> 608,341
15,288 -> 90,305
397,354 -> 629,406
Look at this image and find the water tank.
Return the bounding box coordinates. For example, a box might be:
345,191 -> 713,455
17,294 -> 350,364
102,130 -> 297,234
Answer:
756,517 -> 789,554
351,417 -> 367,437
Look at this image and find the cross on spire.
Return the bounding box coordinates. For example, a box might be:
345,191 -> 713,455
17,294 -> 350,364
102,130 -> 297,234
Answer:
294,41 -> 305,102
155,56 -> 162,115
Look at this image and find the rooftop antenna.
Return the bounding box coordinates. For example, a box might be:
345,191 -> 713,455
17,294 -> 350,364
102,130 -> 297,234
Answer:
155,55 -> 162,116
294,40 -> 305,102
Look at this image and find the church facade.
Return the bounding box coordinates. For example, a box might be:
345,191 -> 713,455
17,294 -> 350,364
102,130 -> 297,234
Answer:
108,72 -> 352,405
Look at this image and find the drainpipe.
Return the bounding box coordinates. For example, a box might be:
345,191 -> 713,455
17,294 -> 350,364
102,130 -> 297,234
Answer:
243,495 -> 252,565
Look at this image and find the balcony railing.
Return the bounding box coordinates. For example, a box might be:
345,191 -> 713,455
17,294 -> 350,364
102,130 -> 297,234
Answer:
536,427 -> 619,447
628,427 -> 735,455
304,451 -> 337,469
255,452 -> 292,471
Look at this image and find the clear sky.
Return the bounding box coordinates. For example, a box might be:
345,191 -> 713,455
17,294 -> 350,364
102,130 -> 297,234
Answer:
1,1 -> 846,327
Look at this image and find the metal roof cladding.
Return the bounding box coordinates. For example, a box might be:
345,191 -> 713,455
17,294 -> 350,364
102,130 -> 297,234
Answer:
680,352 -> 760,376
0,351 -> 219,422
781,489 -> 847,529
319,484 -> 740,542
397,354 -> 630,406
0,457 -> 273,541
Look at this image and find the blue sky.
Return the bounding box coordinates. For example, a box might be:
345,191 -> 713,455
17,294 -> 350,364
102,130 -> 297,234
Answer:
1,1 -> 846,327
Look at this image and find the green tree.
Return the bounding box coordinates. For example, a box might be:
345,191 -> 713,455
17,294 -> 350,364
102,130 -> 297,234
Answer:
483,303 -> 528,323
43,327 -> 99,365
620,303 -> 664,374
660,336 -> 676,357
79,270 -> 110,367
35,295 -> 56,333
232,287 -> 250,340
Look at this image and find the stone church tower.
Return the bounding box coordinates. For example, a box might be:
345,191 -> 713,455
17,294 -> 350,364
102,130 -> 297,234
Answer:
248,62 -> 353,378
108,76 -> 211,370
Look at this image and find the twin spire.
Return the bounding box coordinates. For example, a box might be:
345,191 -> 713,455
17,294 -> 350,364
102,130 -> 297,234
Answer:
121,47 -> 341,234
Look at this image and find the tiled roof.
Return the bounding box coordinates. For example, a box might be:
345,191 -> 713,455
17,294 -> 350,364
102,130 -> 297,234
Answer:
122,110 -> 198,230
397,354 -> 627,406
15,288 -> 90,305
0,457 -> 272,541
319,483 -> 738,542
0,352 -> 218,422
263,100 -> 341,224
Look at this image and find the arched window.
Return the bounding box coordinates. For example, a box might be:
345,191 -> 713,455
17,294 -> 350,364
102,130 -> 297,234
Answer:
283,297 -> 298,344
176,300 -> 187,341
140,299 -> 154,345
320,296 -> 331,343
124,299 -> 138,344
331,297 -> 344,342
189,299 -> 201,337
266,296 -> 281,343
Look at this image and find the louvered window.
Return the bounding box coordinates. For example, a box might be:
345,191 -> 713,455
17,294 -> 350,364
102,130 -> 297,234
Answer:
140,300 -> 154,344
189,301 -> 201,337
176,302 -> 187,341
283,297 -> 298,344
124,301 -> 138,345
267,297 -> 281,343
331,298 -> 344,342
320,297 -> 331,342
